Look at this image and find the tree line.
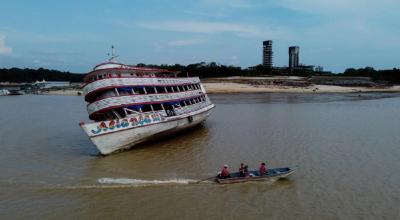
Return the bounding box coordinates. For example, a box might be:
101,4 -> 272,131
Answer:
339,67 -> 400,84
0,67 -> 84,83
1,64 -> 399,84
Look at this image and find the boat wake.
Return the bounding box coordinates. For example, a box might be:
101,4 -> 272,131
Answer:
97,178 -> 197,186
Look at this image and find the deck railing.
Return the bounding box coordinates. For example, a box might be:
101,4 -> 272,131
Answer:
87,89 -> 204,115
83,77 -> 200,96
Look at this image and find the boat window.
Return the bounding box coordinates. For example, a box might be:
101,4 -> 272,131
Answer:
163,104 -> 176,116
155,86 -> 164,93
145,87 -> 155,94
133,87 -> 146,94
118,87 -> 133,96
166,86 -> 173,93
152,104 -> 163,111
141,105 -> 152,112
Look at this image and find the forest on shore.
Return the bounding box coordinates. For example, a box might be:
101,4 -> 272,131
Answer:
1,63 -> 399,84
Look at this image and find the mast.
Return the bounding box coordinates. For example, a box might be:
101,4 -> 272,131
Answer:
108,45 -> 119,62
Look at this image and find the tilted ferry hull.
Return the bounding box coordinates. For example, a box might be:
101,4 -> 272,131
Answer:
81,105 -> 213,155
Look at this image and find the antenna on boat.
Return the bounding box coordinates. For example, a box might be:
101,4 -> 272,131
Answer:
107,45 -> 119,62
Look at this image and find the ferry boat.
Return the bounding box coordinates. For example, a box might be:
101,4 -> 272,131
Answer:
80,48 -> 215,155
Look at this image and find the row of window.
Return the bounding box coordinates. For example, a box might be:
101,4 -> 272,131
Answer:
128,95 -> 207,113
93,95 -> 207,121
87,72 -> 174,82
91,83 -> 202,102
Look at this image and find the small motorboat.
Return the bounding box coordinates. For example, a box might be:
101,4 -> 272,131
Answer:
8,90 -> 24,95
215,167 -> 295,184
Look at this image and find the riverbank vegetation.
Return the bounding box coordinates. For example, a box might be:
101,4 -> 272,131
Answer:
0,67 -> 84,83
1,64 -> 399,84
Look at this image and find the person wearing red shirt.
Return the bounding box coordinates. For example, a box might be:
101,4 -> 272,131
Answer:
259,162 -> 267,176
219,164 -> 230,179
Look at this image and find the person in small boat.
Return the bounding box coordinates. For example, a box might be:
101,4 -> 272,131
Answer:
219,164 -> 231,179
239,163 -> 245,177
259,162 -> 267,176
244,165 -> 250,177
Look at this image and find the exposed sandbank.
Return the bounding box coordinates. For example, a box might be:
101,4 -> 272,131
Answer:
41,76 -> 400,95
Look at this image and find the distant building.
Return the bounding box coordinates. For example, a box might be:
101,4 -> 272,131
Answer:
294,64 -> 314,71
315,66 -> 324,72
289,46 -> 299,69
263,40 -> 273,68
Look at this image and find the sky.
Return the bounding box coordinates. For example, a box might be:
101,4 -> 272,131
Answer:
0,0 -> 399,73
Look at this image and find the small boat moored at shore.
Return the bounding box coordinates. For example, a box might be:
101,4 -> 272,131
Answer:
215,167 -> 295,184
0,89 -> 10,96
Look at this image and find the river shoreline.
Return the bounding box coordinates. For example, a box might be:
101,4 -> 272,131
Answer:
40,82 -> 400,96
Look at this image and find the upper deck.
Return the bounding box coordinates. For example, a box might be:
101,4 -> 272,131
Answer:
82,61 -> 212,121
84,62 -> 176,84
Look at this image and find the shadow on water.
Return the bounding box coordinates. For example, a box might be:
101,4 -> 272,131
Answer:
86,122 -> 211,157
127,122 -> 210,151
80,123 -> 213,183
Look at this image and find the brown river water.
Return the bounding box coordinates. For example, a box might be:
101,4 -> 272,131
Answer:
0,93 -> 400,219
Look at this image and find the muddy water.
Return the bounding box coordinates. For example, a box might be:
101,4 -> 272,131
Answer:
1,93 -> 399,219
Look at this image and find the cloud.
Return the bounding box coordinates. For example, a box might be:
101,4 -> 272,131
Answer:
201,0 -> 255,8
277,0 -> 400,15
0,35 -> 12,54
136,20 -> 292,39
137,21 -> 259,35
167,38 -> 207,47
183,10 -> 226,18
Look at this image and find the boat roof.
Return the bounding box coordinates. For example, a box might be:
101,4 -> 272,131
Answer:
92,62 -> 172,73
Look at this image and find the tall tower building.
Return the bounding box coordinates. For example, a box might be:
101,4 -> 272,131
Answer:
263,40 -> 273,68
289,46 -> 299,69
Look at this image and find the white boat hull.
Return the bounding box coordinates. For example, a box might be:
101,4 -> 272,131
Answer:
81,106 -> 213,155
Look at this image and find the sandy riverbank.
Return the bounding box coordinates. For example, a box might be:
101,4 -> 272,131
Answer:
203,82 -> 400,93
40,77 -> 400,96
41,89 -> 83,96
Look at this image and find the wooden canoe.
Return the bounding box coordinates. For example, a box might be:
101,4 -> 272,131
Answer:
215,167 -> 295,184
